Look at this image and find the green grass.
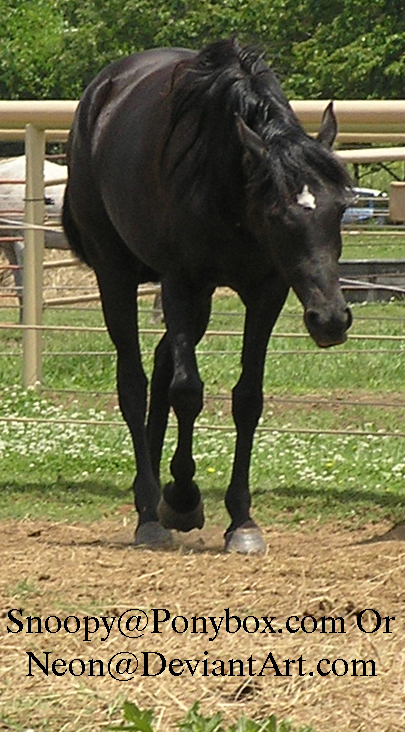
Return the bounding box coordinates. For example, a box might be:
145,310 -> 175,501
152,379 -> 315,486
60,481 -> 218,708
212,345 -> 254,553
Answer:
1,265 -> 405,528
342,228 -> 405,260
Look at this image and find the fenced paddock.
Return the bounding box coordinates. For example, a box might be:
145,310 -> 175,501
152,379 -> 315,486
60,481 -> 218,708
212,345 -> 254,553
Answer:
0,100 -> 405,527
1,102 -> 405,732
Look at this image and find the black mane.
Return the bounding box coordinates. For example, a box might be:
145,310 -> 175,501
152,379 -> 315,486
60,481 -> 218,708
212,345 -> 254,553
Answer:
167,39 -> 350,206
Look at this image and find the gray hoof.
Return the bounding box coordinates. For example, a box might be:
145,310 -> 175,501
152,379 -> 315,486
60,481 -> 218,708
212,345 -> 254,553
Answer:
134,521 -> 173,547
225,526 -> 266,554
158,497 -> 204,532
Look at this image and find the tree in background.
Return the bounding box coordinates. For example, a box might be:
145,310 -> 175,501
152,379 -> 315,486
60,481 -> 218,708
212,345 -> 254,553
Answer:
0,0 -> 403,99
0,0 -> 63,98
289,0 -> 405,98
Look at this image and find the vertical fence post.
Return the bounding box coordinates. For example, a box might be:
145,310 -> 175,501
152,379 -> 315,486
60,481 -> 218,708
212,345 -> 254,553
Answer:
23,124 -> 45,389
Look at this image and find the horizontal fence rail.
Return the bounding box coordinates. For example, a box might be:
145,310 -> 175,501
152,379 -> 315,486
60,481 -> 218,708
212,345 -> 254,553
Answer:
3,321 -> 405,341
0,414 -> 404,440
0,99 -> 404,132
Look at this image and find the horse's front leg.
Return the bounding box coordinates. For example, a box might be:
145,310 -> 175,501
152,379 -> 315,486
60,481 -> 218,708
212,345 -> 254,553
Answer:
157,276 -> 211,532
225,277 -> 289,553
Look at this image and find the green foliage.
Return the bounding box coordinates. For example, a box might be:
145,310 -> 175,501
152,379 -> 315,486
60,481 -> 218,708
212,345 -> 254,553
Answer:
0,0 -> 64,98
109,701 -> 314,732
289,0 -> 405,98
180,702 -> 224,732
180,701 -> 314,731
108,701 -> 155,732
0,0 -> 403,99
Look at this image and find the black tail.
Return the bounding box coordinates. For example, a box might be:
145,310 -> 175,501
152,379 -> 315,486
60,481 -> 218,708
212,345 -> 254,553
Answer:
62,186 -> 92,267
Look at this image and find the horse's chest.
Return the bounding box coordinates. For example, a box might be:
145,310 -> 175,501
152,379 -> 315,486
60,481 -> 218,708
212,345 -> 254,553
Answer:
176,223 -> 275,288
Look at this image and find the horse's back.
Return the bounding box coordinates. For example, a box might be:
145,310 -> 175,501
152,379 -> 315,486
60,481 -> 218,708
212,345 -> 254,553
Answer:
65,47 -> 196,271
70,48 -> 195,157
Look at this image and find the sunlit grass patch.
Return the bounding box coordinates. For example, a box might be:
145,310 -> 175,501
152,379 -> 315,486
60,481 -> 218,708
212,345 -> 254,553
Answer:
2,382 -> 403,526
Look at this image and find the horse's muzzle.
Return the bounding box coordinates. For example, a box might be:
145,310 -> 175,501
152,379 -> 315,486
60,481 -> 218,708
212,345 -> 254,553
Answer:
304,305 -> 352,348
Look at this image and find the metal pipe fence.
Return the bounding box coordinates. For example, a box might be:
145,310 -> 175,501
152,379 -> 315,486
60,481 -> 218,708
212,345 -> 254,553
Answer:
1,308 -> 405,444
0,99 -> 404,445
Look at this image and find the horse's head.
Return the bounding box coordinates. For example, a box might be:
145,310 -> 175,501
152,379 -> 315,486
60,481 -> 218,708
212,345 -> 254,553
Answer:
281,177 -> 352,347
238,103 -> 352,348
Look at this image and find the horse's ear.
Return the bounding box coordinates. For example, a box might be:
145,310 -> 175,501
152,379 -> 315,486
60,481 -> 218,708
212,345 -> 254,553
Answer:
317,102 -> 338,148
236,116 -> 268,163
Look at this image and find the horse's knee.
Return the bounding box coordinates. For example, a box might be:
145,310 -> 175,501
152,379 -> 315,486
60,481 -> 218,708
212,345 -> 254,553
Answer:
170,373 -> 204,422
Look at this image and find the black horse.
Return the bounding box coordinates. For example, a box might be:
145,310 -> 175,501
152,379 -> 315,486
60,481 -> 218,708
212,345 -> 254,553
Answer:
63,38 -> 352,553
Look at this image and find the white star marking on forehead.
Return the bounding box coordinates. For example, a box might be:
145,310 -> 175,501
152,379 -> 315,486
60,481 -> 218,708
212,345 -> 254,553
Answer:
297,184 -> 316,210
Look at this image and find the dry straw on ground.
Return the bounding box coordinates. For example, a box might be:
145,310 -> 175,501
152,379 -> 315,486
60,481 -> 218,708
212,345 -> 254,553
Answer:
0,248 -> 97,308
1,518 -> 405,731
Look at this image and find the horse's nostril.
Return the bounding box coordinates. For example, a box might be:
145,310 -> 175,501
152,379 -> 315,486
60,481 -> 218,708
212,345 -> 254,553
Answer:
306,307 -> 351,334
305,309 -> 321,329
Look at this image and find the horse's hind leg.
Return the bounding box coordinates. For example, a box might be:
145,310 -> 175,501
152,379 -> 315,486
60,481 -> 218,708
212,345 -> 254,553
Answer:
147,332 -> 172,482
95,262 -> 172,547
147,330 -> 203,530
155,278 -> 212,532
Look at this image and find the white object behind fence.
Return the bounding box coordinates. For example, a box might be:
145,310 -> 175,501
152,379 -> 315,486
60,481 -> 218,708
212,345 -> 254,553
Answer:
0,154 -> 67,248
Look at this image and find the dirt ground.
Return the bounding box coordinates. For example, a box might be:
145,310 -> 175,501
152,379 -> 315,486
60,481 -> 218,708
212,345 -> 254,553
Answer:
1,517 -> 405,732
